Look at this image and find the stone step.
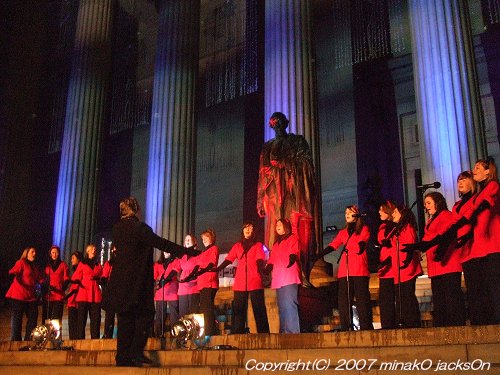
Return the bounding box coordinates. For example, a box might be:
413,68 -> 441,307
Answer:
0,274 -> 448,342
1,325 -> 499,352
0,367 -> 241,375
0,343 -> 498,368
0,326 -> 498,374
1,365 -> 497,375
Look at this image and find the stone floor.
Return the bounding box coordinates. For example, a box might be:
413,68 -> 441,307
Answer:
1,271 -> 489,374
0,326 -> 499,374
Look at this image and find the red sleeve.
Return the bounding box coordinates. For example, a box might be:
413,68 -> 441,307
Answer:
422,211 -> 454,240
255,242 -> 265,260
289,235 -> 300,256
32,265 -> 44,284
92,264 -> 103,278
63,262 -> 70,282
207,246 -> 219,265
267,244 -> 277,265
329,229 -> 347,250
225,243 -> 239,263
9,260 -> 23,275
461,181 -> 499,219
153,263 -> 161,280
360,225 -> 370,241
102,262 -> 112,278
166,260 -> 179,275
71,263 -> 82,281
171,258 -> 181,273
397,225 -> 417,249
197,246 -> 219,268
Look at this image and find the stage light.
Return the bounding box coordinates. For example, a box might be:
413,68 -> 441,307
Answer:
170,313 -> 207,349
29,319 -> 62,350
351,306 -> 360,331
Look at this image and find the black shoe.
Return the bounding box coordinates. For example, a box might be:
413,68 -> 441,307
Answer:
116,360 -> 138,367
116,355 -> 143,367
135,354 -> 153,365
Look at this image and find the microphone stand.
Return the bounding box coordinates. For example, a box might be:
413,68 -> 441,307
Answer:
337,231 -> 354,331
395,198 -> 419,329
395,229 -> 404,328
161,275 -> 166,350
244,249 -> 250,334
159,262 -> 170,351
237,242 -> 251,334
47,267 -> 51,323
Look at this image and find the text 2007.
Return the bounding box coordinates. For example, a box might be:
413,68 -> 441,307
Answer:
335,358 -> 378,371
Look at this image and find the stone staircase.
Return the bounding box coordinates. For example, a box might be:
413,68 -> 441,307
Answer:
1,269 -> 497,374
0,326 -> 499,374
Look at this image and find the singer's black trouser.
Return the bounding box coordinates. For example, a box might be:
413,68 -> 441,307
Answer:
67,306 -> 78,339
232,289 -> 270,334
378,277 -> 396,329
338,276 -> 373,330
178,293 -> 200,317
395,277 -> 421,328
103,307 -> 116,338
77,302 -> 101,339
199,287 -> 218,336
431,272 -> 466,327
463,253 -> 500,325
42,300 -> 64,324
10,299 -> 38,341
154,300 -> 179,337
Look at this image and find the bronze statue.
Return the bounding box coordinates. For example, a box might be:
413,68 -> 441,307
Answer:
257,112 -> 317,274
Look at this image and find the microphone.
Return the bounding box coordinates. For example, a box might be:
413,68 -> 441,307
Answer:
417,181 -> 441,190
352,213 -> 368,218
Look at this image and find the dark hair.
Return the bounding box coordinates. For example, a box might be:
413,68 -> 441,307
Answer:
394,204 -> 417,231
457,170 -> 477,197
240,222 -> 255,241
379,200 -> 396,220
157,251 -> 171,264
475,156 -> 498,185
120,197 -> 140,218
424,191 -> 448,213
457,170 -> 472,181
48,245 -> 61,259
276,218 -> 292,236
345,204 -> 364,234
70,251 -> 82,261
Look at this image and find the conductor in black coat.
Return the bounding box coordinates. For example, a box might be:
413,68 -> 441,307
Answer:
102,197 -> 193,367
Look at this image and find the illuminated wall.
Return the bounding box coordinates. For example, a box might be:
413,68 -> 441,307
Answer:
145,0 -> 200,242
409,0 -> 486,205
52,0 -> 113,258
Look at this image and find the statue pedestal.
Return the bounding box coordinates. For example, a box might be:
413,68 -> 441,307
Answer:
309,258 -> 335,287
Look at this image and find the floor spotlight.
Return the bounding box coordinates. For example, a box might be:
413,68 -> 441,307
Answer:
29,319 -> 62,350
170,313 -> 208,349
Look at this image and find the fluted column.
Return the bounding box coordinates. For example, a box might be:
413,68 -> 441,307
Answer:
145,0 -> 200,242
409,0 -> 486,205
264,0 -> 317,154
264,0 -> 321,256
53,0 -> 113,258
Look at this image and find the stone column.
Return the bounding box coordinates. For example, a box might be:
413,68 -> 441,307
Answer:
409,0 -> 486,205
53,0 -> 113,257
264,0 -> 317,154
263,0 -> 321,263
145,0 -> 200,242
